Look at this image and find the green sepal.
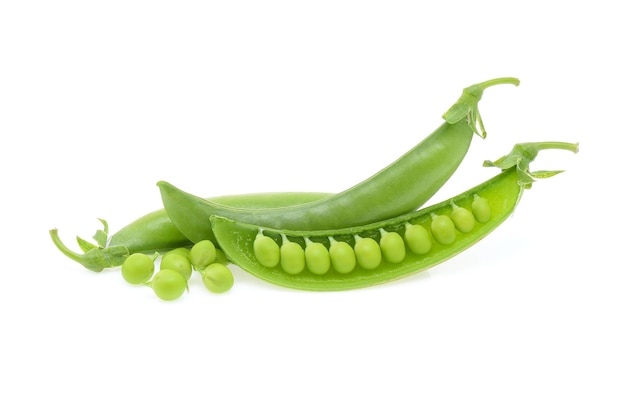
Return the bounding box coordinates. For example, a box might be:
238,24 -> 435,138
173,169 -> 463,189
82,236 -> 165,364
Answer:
484,141 -> 579,188
442,77 -> 520,138
92,218 -> 109,248
529,170 -> 565,179
99,245 -> 131,268
76,236 -> 98,253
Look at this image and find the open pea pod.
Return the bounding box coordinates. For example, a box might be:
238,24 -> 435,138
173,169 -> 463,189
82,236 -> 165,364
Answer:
211,141 -> 579,291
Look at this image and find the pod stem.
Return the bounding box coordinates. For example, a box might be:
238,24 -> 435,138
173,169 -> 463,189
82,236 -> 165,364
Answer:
524,141 -> 580,154
483,141 -> 579,188
49,228 -> 129,272
473,77 -> 521,89
442,77 -> 520,138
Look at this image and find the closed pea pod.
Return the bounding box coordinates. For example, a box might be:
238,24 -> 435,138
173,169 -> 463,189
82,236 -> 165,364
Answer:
159,78 -> 520,244
50,191 -> 332,272
210,141 -> 578,291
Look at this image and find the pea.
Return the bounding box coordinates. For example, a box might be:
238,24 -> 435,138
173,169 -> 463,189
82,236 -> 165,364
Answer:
214,248 -> 229,265
430,214 -> 456,245
151,269 -> 187,301
201,263 -> 234,293
189,240 -> 217,270
280,240 -> 305,275
121,253 -> 155,284
305,239 -> 331,275
404,223 -> 432,255
450,205 -> 475,233
354,236 -> 382,270
163,247 -> 190,259
472,195 -> 491,223
253,234 -> 280,268
329,239 -> 356,274
379,230 -> 406,263
160,253 -> 192,280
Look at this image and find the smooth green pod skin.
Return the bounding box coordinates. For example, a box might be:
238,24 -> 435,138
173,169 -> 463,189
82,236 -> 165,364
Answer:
159,78 -> 520,244
49,191 -> 331,272
210,141 -> 578,291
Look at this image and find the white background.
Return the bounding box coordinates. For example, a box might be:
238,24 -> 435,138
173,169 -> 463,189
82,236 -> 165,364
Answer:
1,1 -> 624,405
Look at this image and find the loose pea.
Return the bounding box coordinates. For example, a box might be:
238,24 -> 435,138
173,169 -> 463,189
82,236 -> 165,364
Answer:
160,253 -> 192,280
280,240 -> 305,275
121,253 -> 155,284
163,247 -> 190,259
354,236 -> 382,270
214,248 -> 229,265
404,224 -> 432,255
379,230 -> 406,263
201,263 -> 234,293
329,239 -> 356,274
253,234 -> 280,268
450,205 -> 475,233
431,214 -> 456,245
189,240 -> 217,270
472,195 -> 491,223
305,240 -> 331,275
151,269 -> 187,301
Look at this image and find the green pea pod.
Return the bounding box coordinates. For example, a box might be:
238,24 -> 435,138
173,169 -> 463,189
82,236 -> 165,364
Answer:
50,192 -> 331,272
210,141 -> 578,291
159,77 -> 519,244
